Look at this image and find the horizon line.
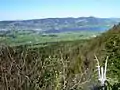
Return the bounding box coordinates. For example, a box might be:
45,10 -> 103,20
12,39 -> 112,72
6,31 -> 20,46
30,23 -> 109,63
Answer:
0,16 -> 120,21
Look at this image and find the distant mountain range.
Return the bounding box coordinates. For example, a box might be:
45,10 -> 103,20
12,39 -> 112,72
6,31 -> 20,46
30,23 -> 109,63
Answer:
0,17 -> 120,33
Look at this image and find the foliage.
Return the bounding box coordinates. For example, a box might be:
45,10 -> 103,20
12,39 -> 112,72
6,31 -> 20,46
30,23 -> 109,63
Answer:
104,25 -> 120,82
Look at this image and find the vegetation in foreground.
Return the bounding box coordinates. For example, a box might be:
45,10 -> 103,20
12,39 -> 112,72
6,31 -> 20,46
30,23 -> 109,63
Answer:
1,24 -> 120,90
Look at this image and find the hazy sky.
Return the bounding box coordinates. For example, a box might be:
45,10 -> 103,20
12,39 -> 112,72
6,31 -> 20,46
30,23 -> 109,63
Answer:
0,0 -> 120,20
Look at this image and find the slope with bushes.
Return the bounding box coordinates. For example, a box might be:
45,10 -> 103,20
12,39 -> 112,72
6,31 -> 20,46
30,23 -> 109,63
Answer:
81,23 -> 120,87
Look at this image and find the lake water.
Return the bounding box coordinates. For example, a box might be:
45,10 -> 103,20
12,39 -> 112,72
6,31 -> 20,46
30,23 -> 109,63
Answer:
44,26 -> 111,33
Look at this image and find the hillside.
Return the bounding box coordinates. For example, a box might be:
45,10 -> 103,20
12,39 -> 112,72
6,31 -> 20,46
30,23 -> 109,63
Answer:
80,23 -> 120,85
1,24 -> 120,90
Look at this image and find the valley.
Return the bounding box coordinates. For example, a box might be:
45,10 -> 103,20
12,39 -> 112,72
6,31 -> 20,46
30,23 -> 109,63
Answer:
0,17 -> 120,90
0,17 -> 118,46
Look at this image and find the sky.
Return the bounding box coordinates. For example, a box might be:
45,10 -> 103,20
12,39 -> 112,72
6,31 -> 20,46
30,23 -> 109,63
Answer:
0,0 -> 120,20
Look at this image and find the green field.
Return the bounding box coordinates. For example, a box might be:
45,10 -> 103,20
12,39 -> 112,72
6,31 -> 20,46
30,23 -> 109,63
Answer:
0,30 -> 101,46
